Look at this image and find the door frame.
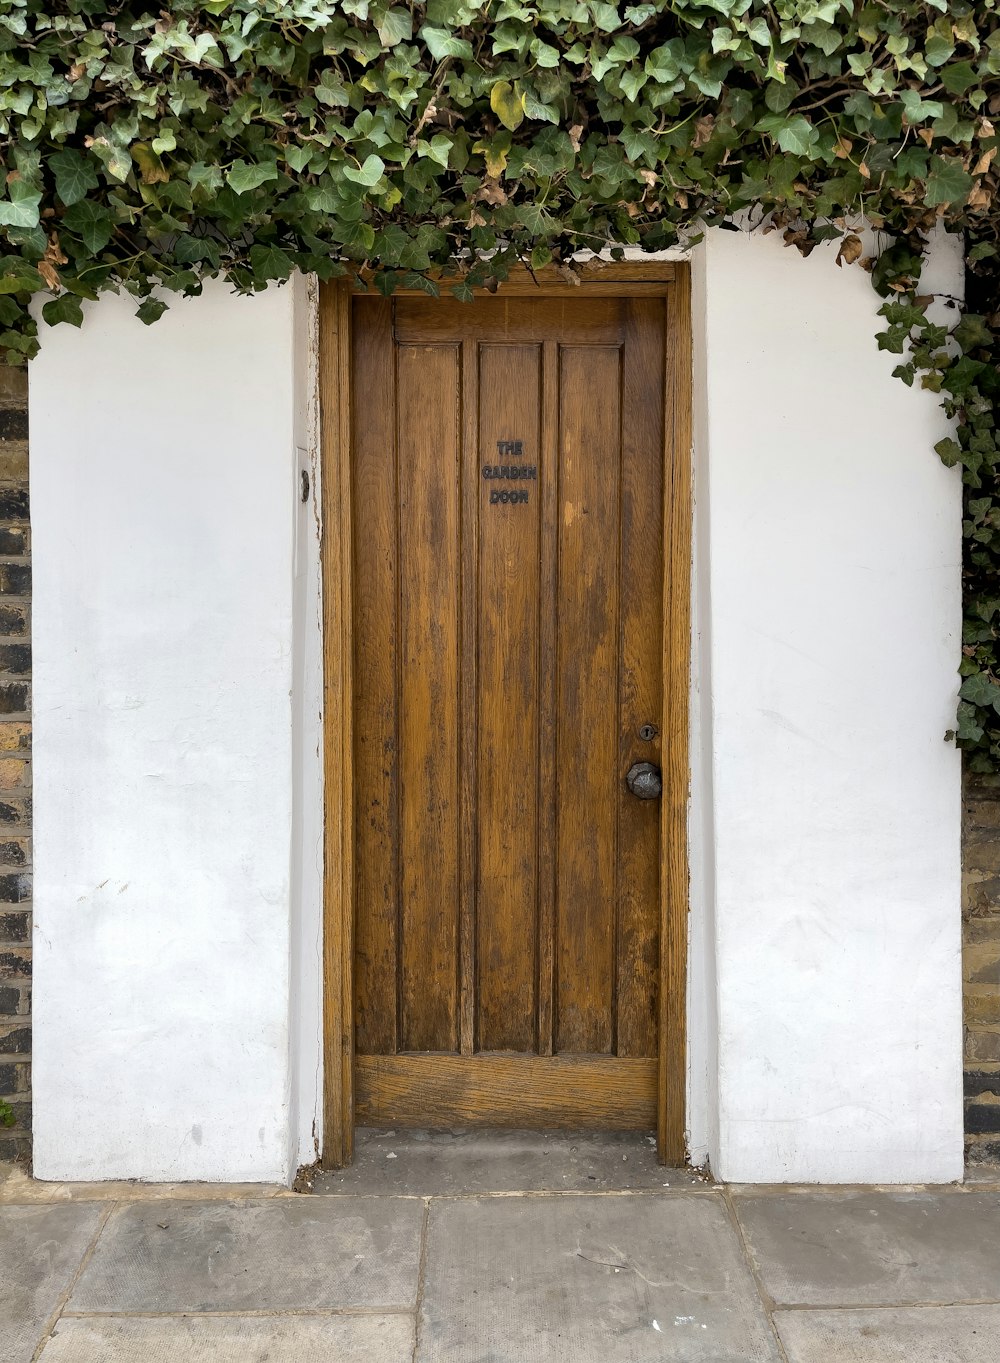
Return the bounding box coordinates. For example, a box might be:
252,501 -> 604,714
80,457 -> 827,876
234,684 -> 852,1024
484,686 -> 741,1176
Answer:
319,262 -> 692,1167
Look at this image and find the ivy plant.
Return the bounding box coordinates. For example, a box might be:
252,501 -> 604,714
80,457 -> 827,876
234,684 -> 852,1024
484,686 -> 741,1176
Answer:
1,0 -> 999,767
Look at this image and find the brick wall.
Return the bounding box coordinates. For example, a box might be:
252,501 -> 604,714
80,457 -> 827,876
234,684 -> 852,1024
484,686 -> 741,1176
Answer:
0,365 -> 30,1164
964,771 -> 1000,1164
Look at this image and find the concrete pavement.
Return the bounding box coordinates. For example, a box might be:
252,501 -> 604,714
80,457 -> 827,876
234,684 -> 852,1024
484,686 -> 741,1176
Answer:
2,1133 -> 1000,1362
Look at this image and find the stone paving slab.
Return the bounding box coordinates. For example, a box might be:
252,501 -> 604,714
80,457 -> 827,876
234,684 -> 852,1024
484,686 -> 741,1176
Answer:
38,1313 -> 415,1362
312,1129 -> 705,1197
0,1203 -> 106,1363
734,1190 -> 1000,1307
418,1193 -> 782,1362
0,1162 -> 293,1203
774,1304 -> 1000,1362
68,1198 -> 424,1313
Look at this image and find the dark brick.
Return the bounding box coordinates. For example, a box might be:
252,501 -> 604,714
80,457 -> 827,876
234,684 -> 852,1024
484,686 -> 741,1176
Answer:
0,875 -> 30,903
0,841 -> 26,868
0,1025 -> 30,1054
0,799 -> 30,825
0,367 -> 28,403
0,1133 -> 29,1161
967,1138 -> 1000,1163
0,527 -> 27,558
0,684 -> 28,716
0,985 -> 18,1013
0,644 -> 30,675
0,410 -> 28,442
0,911 -> 28,941
965,1102 -> 1000,1135
3,1099 -> 30,1132
0,564 -> 30,595
0,949 -> 30,978
0,1062 -> 16,1094
0,489 -> 28,521
965,1070 -> 1000,1098
0,604 -> 28,637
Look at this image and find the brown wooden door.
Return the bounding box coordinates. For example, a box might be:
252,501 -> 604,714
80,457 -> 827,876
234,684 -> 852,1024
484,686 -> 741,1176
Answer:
350,288 -> 672,1131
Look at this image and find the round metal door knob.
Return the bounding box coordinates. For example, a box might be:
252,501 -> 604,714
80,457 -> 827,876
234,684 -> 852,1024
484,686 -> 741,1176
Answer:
625,761 -> 662,800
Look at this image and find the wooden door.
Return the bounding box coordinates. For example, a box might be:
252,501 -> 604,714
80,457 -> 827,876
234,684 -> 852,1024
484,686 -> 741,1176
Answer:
347,280 -> 684,1136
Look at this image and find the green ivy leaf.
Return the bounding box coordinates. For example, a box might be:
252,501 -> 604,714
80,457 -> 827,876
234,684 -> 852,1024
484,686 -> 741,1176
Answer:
226,160 -> 279,195
249,243 -> 294,280
420,26 -> 473,60
590,2 -> 622,34
954,315 -> 994,352
136,298 -> 168,325
960,673 -> 1000,713
42,292 -> 84,328
376,7 -> 412,47
934,437 -> 963,467
755,113 -> 819,156
49,150 -> 99,207
62,201 -> 114,254
343,154 -> 387,186
925,155 -> 974,206
0,181 -> 41,231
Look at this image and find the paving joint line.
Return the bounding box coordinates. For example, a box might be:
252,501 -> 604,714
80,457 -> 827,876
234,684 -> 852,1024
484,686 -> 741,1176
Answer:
411,1198 -> 431,1363
307,1185 -> 720,1201
773,1297 -> 1000,1313
58,1306 -> 418,1319
720,1183 -> 791,1363
29,1199 -> 117,1362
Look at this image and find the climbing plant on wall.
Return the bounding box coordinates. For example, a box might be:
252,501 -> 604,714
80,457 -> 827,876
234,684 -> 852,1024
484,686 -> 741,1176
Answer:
0,0 -> 999,764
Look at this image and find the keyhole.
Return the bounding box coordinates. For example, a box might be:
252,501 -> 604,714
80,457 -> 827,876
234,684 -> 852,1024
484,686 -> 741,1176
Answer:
638,723 -> 657,742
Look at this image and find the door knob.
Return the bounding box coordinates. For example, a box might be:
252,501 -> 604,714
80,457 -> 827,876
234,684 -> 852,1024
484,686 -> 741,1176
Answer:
625,761 -> 662,800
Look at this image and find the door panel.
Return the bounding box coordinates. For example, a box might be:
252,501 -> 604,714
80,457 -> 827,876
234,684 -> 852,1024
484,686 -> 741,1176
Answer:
351,292 -> 667,1129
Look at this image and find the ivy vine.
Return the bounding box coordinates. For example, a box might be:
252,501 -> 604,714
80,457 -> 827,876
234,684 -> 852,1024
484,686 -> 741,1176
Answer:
1,0 -> 999,766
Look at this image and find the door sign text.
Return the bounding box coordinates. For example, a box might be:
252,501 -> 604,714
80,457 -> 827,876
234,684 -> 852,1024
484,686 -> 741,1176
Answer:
483,439 -> 536,506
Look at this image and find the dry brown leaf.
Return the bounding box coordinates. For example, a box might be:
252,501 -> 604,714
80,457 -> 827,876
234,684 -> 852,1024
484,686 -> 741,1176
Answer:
38,260 -> 60,291
568,124 -> 583,153
693,115 -> 715,148
834,136 -> 853,160
836,233 -> 864,268
475,177 -> 508,206
859,160 -> 871,179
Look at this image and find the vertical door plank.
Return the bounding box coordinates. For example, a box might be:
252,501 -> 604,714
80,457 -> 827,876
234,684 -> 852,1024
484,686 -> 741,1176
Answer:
351,298 -> 399,1056
536,340 -> 560,1057
397,344 -> 462,1053
555,344 -> 622,1055
616,300 -> 666,1058
476,344 -> 542,1052
459,340 -> 479,1057
321,279 -> 355,1167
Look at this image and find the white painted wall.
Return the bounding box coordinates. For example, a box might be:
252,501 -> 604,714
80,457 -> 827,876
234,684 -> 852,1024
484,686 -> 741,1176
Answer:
693,226 -> 965,1182
30,281 -> 315,1182
28,229 -> 964,1184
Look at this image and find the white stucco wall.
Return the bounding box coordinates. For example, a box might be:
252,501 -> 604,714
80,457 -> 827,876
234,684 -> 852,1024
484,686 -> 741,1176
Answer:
28,229 -> 964,1184
691,227 -> 964,1182
30,280 -> 315,1182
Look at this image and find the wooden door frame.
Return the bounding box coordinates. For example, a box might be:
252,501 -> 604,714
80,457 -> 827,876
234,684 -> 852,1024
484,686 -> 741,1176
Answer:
319,262 -> 692,1168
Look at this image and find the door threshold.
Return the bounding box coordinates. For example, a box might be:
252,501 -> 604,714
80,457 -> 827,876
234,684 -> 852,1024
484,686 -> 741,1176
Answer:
308,1129 -> 707,1198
